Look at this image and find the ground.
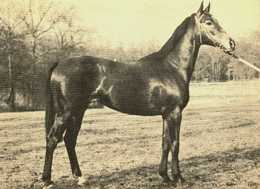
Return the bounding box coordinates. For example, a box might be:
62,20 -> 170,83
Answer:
0,80 -> 260,189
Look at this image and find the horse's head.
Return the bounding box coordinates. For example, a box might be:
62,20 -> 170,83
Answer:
194,1 -> 236,54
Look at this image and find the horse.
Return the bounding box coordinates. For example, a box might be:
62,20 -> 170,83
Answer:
41,2 -> 236,187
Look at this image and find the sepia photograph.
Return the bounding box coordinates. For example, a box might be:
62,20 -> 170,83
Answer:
0,0 -> 259,188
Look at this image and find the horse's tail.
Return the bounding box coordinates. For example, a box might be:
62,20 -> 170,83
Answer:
45,61 -> 58,135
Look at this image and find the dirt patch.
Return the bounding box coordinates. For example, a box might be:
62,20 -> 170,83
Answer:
1,81 -> 260,189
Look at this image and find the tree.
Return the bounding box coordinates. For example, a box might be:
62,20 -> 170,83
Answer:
193,49 -> 212,81
0,1 -> 26,111
53,10 -> 87,60
214,55 -> 230,81
18,0 -> 83,108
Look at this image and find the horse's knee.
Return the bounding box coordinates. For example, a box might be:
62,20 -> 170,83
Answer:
64,116 -> 80,148
47,128 -> 63,144
47,114 -> 69,143
46,136 -> 58,149
172,141 -> 179,152
168,107 -> 182,121
46,126 -> 64,148
64,133 -> 76,147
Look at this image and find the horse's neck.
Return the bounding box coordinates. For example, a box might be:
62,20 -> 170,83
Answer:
159,20 -> 200,83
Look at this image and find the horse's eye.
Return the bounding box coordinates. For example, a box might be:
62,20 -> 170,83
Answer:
205,21 -> 212,26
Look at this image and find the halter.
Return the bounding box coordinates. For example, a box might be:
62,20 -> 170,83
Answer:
198,24 -> 203,44
194,15 -> 203,45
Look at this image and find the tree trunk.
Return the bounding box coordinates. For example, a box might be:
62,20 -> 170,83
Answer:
31,40 -> 37,109
7,54 -> 16,111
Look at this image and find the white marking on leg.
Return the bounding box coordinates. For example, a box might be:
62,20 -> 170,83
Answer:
77,176 -> 88,186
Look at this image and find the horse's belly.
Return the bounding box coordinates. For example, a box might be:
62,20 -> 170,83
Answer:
95,76 -> 184,116
104,103 -> 161,116
99,91 -> 162,116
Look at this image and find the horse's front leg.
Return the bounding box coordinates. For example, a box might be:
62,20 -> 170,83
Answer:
166,107 -> 185,184
159,117 -> 171,182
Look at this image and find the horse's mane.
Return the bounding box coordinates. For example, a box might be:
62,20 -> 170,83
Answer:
159,16 -> 192,55
139,15 -> 193,62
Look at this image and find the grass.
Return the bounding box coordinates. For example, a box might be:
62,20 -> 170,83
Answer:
0,80 -> 260,189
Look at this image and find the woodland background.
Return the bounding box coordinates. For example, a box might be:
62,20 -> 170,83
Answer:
0,0 -> 260,112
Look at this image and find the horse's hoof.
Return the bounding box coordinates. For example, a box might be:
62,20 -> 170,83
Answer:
162,176 -> 171,183
172,174 -> 185,185
31,180 -> 45,189
77,176 -> 89,186
43,183 -> 58,189
159,170 -> 171,183
31,177 -> 55,189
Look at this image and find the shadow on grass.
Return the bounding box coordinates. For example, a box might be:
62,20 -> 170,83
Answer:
29,147 -> 260,189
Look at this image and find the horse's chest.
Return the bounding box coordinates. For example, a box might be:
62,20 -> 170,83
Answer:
149,79 -> 188,109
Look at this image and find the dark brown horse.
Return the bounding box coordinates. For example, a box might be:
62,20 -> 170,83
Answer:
41,2 -> 236,187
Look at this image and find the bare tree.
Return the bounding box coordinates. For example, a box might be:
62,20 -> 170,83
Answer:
18,0 -> 75,108
0,0 -> 25,111
53,10 -> 87,60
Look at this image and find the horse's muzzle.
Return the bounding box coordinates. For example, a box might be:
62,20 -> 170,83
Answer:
229,38 -> 236,51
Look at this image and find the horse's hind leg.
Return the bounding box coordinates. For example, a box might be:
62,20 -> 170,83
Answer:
64,108 -> 86,185
42,109 -> 72,185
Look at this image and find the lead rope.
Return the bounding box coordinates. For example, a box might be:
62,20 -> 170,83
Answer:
230,53 -> 260,73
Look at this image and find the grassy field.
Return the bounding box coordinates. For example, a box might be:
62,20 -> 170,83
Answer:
0,80 -> 260,189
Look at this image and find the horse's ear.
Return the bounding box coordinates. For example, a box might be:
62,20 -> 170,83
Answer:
204,2 -> 211,13
196,1 -> 204,16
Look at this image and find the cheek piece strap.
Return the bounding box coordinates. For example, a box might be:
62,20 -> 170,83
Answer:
195,15 -> 203,45
199,25 -> 203,44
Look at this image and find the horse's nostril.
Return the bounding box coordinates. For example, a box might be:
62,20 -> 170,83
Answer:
229,38 -> 236,50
